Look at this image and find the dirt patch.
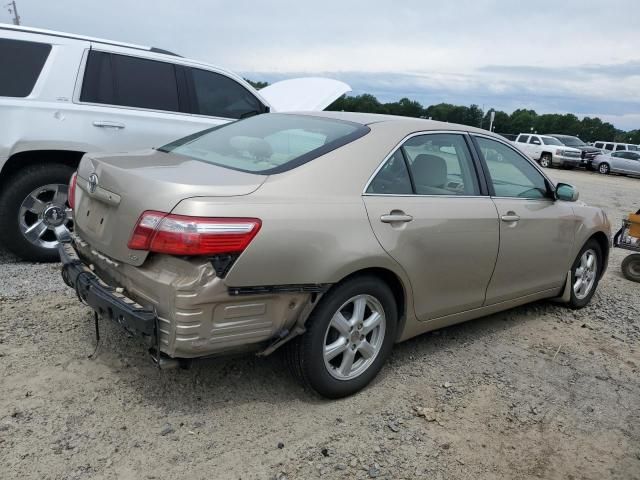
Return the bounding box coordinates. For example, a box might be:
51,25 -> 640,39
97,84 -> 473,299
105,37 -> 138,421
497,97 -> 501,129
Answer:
1,169 -> 639,479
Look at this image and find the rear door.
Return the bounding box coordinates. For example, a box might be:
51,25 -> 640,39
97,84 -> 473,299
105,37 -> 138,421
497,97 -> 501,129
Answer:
76,49 -> 270,153
473,135 -> 576,304
363,132 -> 499,320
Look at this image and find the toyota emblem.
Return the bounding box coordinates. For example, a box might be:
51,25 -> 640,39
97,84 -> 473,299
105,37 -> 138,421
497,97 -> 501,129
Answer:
88,173 -> 99,193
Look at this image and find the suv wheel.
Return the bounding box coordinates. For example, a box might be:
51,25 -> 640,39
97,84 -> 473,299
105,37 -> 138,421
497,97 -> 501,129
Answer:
540,154 -> 552,168
0,164 -> 74,262
286,276 -> 397,398
567,239 -> 602,309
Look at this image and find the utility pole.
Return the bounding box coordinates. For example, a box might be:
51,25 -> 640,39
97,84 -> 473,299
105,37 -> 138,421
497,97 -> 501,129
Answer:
6,1 -> 20,25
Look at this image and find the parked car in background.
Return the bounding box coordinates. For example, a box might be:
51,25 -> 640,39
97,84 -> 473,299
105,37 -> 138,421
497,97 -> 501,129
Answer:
593,141 -> 639,153
514,134 -> 583,168
60,112 -> 610,398
547,134 -> 602,169
0,23 -> 350,261
592,151 -> 640,176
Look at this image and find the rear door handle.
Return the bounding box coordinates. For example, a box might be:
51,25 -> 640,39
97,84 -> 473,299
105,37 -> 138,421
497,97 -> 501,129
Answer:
501,213 -> 520,222
380,213 -> 413,223
93,121 -> 125,129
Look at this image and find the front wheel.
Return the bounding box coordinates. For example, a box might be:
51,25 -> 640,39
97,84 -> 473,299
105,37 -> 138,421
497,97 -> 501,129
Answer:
567,240 -> 602,309
621,254 -> 640,283
540,154 -> 553,168
598,163 -> 610,175
0,163 -> 75,262
286,276 -> 397,398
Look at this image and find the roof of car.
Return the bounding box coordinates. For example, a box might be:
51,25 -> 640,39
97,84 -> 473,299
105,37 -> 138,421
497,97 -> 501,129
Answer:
294,110 -> 492,135
0,23 -> 180,56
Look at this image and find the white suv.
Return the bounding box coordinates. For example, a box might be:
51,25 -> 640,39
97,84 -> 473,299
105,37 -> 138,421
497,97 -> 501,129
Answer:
0,24 -> 349,261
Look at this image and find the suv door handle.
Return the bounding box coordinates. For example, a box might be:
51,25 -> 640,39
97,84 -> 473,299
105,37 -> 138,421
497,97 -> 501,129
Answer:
380,212 -> 413,223
93,121 -> 125,129
500,213 -> 520,222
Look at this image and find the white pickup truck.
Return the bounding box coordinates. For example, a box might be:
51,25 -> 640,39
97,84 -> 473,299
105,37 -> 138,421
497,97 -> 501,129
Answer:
513,134 -> 583,168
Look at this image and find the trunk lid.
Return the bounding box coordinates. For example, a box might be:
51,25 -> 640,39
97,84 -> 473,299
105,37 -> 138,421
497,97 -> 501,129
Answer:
74,149 -> 266,266
259,78 -> 351,112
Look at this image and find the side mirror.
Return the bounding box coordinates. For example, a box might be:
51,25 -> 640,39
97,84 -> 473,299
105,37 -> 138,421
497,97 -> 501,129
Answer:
556,183 -> 579,202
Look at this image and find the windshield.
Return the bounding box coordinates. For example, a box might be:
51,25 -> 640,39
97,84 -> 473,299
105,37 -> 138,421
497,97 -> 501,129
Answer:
159,114 -> 369,174
541,137 -> 564,146
557,136 -> 586,147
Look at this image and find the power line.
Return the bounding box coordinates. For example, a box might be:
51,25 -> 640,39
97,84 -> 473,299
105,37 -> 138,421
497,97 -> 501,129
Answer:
5,0 -> 20,25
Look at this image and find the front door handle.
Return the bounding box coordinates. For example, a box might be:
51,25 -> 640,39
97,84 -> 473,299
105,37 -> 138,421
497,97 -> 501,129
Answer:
501,213 -> 520,222
380,212 -> 413,223
93,121 -> 125,129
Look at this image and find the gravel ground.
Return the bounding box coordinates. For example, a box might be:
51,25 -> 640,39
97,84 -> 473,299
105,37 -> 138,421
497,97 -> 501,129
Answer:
1,168 -> 639,480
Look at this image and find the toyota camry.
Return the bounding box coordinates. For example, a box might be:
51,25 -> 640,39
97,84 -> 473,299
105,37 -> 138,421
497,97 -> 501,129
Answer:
60,112 -> 611,398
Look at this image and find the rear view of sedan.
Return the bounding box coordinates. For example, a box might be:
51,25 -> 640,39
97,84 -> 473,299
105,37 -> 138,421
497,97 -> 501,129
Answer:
61,112 -> 611,398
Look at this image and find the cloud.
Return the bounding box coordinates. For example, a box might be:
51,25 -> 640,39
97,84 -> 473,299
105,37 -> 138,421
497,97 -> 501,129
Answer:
7,0 -> 640,129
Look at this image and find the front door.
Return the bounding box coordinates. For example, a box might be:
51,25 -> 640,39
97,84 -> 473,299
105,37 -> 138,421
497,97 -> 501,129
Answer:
473,135 -> 577,304
363,132 -> 499,320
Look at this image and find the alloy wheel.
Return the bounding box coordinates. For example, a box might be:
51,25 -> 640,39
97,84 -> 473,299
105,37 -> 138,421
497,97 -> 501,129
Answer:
18,183 -> 73,250
322,294 -> 386,381
573,248 -> 598,300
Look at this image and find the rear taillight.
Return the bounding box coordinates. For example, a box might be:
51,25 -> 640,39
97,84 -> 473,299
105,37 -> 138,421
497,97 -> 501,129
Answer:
127,211 -> 261,256
68,172 -> 78,210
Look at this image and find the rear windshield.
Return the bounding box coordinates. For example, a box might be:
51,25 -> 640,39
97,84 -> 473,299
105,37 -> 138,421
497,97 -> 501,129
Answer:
159,113 -> 369,174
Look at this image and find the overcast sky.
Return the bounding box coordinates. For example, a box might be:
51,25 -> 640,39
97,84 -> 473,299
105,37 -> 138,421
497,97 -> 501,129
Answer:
5,0 -> 639,130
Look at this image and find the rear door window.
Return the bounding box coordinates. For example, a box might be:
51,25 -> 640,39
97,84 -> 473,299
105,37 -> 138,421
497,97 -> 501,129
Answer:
0,38 -> 51,97
189,68 -> 265,119
81,51 -> 180,112
615,144 -> 625,151
517,135 -> 529,143
604,143 -> 614,151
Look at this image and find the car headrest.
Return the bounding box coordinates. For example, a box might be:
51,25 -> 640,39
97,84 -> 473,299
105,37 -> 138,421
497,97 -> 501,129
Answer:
412,154 -> 447,187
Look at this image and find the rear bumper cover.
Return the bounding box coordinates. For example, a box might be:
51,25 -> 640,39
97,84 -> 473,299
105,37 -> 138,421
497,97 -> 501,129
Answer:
59,242 -> 156,338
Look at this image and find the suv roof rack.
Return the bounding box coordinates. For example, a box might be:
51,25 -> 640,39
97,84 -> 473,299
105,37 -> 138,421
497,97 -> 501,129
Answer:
0,23 -> 181,57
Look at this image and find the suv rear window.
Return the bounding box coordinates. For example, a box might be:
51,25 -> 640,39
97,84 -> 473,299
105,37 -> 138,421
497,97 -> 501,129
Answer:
159,113 -> 370,174
0,38 -> 51,97
81,51 -> 180,112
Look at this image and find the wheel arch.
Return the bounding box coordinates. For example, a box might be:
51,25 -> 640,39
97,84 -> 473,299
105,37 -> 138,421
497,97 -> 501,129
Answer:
0,150 -> 85,187
329,266 -> 409,342
588,231 -> 610,278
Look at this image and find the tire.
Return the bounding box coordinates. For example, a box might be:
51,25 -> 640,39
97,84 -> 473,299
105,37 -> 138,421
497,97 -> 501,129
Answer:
621,254 -> 640,283
286,275 -> 398,398
0,163 -> 75,262
598,163 -> 610,175
567,239 -> 602,309
540,154 -> 552,168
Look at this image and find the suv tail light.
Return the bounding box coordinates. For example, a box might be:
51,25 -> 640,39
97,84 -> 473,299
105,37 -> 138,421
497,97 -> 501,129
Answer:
68,172 -> 78,210
128,211 -> 261,256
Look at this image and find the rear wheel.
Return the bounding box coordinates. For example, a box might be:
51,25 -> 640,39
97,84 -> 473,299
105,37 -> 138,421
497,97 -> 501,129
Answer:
567,239 -> 602,309
0,164 -> 74,262
598,163 -> 610,175
286,276 -> 397,398
621,254 -> 640,283
540,154 -> 552,168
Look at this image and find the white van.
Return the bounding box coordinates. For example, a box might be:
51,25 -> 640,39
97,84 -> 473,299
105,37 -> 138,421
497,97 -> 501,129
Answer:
593,141 -> 639,153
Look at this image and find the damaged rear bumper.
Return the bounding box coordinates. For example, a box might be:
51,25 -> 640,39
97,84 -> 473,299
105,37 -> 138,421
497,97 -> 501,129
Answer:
59,242 -> 156,338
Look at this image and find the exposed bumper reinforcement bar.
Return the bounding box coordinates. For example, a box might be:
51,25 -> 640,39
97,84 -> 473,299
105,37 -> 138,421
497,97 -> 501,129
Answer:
58,242 -> 156,338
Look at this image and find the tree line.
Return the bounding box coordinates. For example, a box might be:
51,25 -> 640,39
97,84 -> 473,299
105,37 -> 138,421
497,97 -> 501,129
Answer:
244,80 -> 639,143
